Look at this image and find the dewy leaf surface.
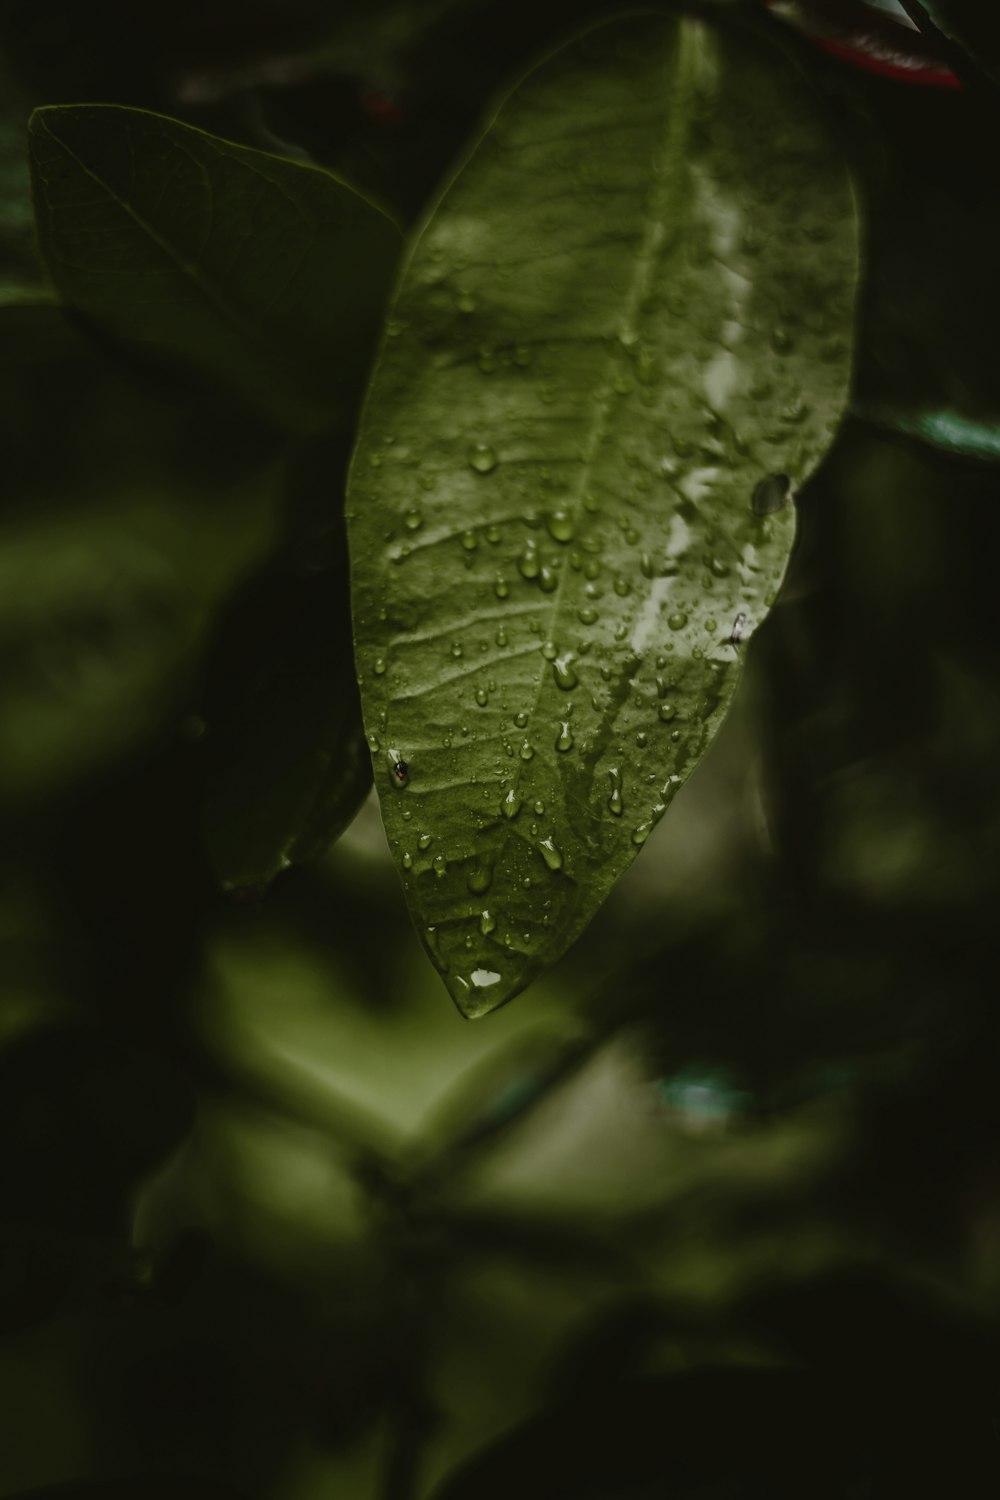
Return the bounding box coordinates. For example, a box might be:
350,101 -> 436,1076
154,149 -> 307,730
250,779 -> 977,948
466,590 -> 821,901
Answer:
348,12 -> 858,1016
28,105 -> 400,432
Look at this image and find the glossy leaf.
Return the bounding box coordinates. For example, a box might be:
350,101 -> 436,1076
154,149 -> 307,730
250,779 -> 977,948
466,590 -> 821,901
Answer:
28,104 -> 400,432
348,12 -> 858,1014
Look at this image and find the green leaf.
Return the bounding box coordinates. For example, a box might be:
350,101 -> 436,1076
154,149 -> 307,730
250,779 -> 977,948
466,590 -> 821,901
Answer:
28,104 -> 401,433
348,12 -> 858,1015
202,560 -> 372,891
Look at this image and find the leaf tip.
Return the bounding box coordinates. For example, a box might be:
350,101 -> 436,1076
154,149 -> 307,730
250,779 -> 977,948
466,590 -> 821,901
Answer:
444,957 -> 535,1020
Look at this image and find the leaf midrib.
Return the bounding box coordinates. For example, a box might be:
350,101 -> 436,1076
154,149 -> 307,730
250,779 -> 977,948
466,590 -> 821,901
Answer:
499,19 -> 701,833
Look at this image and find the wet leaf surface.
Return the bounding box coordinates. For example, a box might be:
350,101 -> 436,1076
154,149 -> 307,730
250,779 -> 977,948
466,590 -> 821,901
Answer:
349,11 -> 858,1013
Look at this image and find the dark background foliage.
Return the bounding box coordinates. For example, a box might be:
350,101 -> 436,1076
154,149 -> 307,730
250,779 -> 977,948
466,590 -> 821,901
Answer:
1,2 -> 999,1496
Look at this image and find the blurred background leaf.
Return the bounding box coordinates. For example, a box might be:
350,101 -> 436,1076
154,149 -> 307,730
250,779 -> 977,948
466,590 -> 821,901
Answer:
200,431 -> 373,892
28,104 -> 400,435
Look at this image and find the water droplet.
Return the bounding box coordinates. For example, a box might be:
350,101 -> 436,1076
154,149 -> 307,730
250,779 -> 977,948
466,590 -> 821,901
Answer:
607,767 -> 624,817
374,657 -> 387,675
538,837 -> 563,870
659,702 -> 676,722
467,862 -> 493,894
480,909 -> 497,936
402,852 -> 413,869
553,654 -> 578,690
541,640 -> 558,661
546,509 -> 575,543
752,473 -> 791,515
457,291 -> 476,314
432,854 -> 447,878
632,822 -> 652,846
478,347 -> 497,374
555,721 -> 574,752
533,799 -> 545,815
710,556 -> 729,577
518,544 -> 540,580
451,641 -> 463,658
418,832 -> 433,850
519,739 -> 534,761
771,326 -> 793,353
496,626 -> 507,647
403,508 -> 423,533
461,529 -> 478,551
539,566 -> 558,592
502,789 -> 522,819
578,605 -> 598,625
487,524 -> 502,544
475,687 -> 488,707
494,575 -> 510,599
469,443 -> 498,474
667,611 -> 688,631
368,452 -> 383,469
705,619 -> 717,633
636,731 -> 648,748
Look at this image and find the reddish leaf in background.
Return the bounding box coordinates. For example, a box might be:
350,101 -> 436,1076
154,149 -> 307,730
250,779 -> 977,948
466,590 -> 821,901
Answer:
764,0 -> 962,87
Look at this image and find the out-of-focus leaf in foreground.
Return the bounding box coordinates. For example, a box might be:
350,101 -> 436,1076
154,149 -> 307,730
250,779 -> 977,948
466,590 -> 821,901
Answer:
348,12 -> 858,1015
28,105 -> 400,432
